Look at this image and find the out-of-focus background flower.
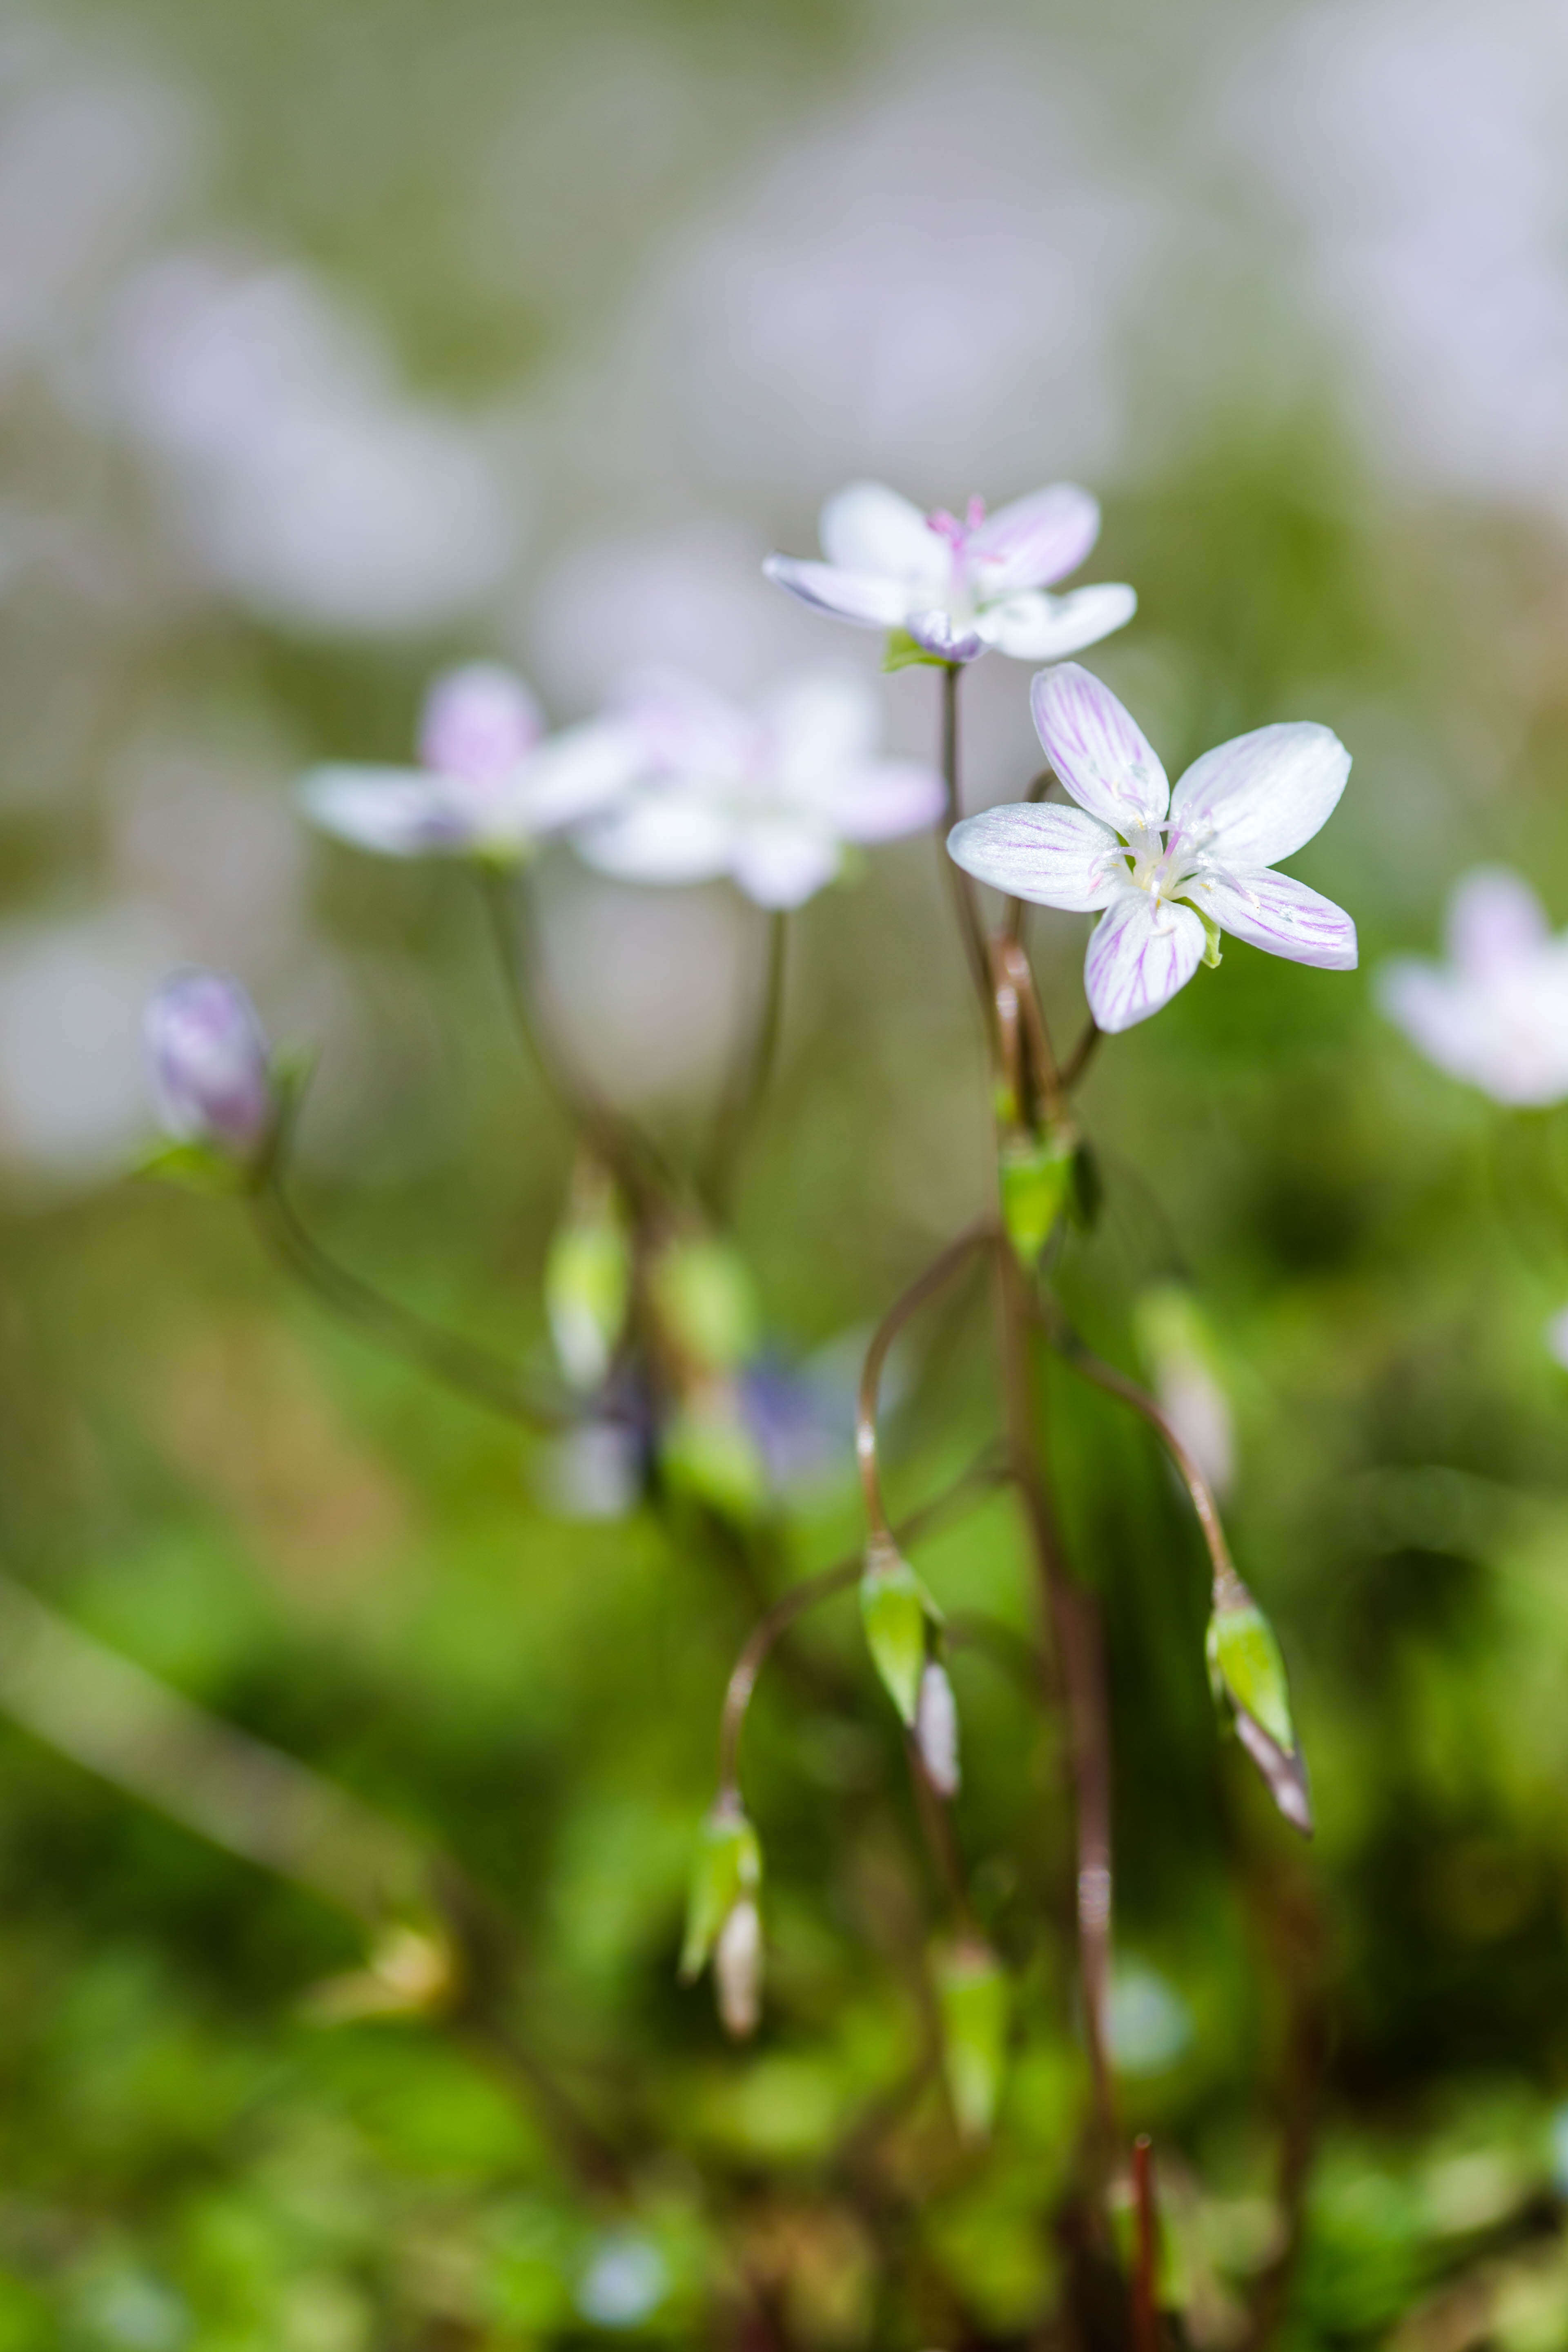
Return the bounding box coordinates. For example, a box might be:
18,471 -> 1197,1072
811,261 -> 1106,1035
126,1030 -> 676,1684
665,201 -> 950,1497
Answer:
8,0 -> 1568,2342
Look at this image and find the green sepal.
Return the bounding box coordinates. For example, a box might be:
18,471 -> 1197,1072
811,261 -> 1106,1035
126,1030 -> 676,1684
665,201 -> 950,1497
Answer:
1206,1592 -> 1294,1755
998,1128 -> 1076,1267
650,1236 -> 761,1375
882,628 -> 947,673
860,1540 -> 938,1724
1191,905 -> 1223,968
680,1797 -> 762,1983
134,1139 -> 251,1196
935,1939 -> 1010,2140
545,1203 -> 631,1390
661,1394 -> 769,1523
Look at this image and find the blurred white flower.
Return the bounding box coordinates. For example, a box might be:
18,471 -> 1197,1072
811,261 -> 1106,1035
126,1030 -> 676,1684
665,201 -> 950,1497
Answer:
0,904 -> 177,1183
572,668 -> 944,908
106,256 -> 519,633
1545,1307 -> 1568,1371
143,967 -> 272,1159
576,2236 -> 668,2330
915,1660 -> 961,1797
950,664 -> 1356,1031
766,480 -> 1134,666
299,663 -> 635,861
1379,868 -> 1568,1105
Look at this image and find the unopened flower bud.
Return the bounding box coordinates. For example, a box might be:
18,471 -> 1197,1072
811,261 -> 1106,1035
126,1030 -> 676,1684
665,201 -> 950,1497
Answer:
419,662 -> 541,785
998,1126 -> 1075,1268
860,1536 -> 939,1726
661,1385 -> 769,1523
915,1659 -> 960,1797
545,1168 -> 631,1390
935,1939 -> 1009,2140
649,1235 -> 761,1376
144,969 -> 273,1160
715,1895 -> 762,2038
679,1794 -> 762,1985
1207,1573 -> 1312,1836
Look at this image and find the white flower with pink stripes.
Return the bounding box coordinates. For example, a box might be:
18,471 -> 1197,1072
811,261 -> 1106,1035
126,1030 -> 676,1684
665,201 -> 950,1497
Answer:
948,664 -> 1356,1032
764,481 -> 1135,665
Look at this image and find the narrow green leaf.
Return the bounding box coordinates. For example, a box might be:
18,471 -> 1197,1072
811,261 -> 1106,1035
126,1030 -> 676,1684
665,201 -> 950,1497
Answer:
679,1798 -> 761,1984
860,1542 -> 932,1725
935,1940 -> 1010,2140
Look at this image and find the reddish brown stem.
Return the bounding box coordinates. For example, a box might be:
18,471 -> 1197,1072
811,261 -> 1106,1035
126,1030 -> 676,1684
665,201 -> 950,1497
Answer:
855,1219 -> 994,1539
1133,2135 -> 1161,2352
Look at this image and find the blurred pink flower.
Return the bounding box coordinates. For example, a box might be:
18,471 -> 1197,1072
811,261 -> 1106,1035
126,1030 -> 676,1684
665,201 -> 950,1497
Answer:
949,663 -> 1355,1031
1379,868 -> 1568,1106
144,966 -> 272,1158
572,668 -> 944,909
764,479 -> 1135,664
299,663 -> 635,861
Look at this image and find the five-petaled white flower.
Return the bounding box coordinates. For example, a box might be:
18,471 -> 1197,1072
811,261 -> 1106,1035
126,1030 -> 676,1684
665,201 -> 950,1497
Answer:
571,668 -> 944,909
947,664 -> 1356,1032
763,480 -> 1136,665
1379,867 -> 1568,1107
299,662 -> 635,861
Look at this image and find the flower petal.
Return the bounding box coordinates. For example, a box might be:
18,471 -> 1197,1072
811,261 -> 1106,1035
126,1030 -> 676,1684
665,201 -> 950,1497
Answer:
1378,956 -> 1568,1107
572,791 -> 735,885
819,480 -> 946,590
762,554 -> 910,630
512,722 -> 642,835
981,583 -> 1137,661
908,608 -> 984,662
614,669 -> 757,775
968,483 -> 1100,594
948,803 -> 1123,911
1445,866 -> 1549,977
1085,890 -> 1205,1031
1169,723 -> 1349,870
731,819 -> 840,907
1193,869 -> 1357,969
419,663 -> 542,785
298,764 -> 477,856
824,759 -> 945,844
763,670 -> 879,783
1030,663 -> 1169,830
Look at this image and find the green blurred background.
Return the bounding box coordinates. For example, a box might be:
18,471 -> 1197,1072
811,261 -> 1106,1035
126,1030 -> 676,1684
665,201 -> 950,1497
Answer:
4,0 -> 1568,2343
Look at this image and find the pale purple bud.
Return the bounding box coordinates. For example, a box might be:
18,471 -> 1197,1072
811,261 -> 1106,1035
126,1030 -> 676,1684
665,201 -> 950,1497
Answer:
144,968 -> 273,1157
418,663 -> 542,786
916,1659 -> 960,1798
714,1895 -> 762,2038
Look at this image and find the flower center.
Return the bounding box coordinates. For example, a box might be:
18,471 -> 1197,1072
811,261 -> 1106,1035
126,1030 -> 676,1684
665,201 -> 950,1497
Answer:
925,497 -> 988,623
1121,822 -> 1201,906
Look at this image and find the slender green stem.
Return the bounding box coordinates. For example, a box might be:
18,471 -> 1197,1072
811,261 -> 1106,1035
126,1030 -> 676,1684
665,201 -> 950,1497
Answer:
703,907 -> 787,1212
992,1237 -> 1118,2158
938,664 -> 998,1040
254,1180 -> 566,1432
856,1219 -> 994,1539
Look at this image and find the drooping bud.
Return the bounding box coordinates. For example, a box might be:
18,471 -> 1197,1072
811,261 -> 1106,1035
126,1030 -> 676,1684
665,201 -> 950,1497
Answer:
545,1166 -> 631,1390
1207,1575 -> 1312,1836
915,1659 -> 960,1797
660,1384 -> 769,1523
1134,1283 -> 1235,1499
998,1126 -> 1076,1268
649,1235 -> 761,1376
860,1535 -> 939,1726
144,969 -> 274,1167
935,1939 -> 1010,2140
679,1794 -> 762,1986
714,1895 -> 762,2038
302,1920 -> 456,2025
419,663 -> 542,785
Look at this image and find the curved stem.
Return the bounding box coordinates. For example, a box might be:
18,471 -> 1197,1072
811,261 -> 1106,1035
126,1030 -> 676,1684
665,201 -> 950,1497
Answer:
254,1180 -> 566,1433
1060,1017 -> 1102,1094
704,908 -> 787,1212
1034,1298 -> 1237,1594
856,1219 -> 994,1539
717,1446 -> 1011,1795
477,867 -> 672,1214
